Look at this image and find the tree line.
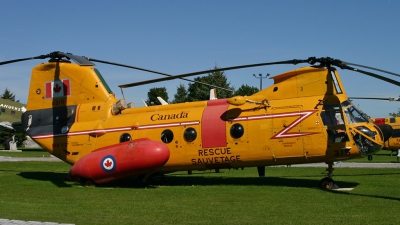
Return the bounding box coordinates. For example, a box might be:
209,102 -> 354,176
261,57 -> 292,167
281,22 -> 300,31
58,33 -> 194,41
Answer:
0,88 -> 24,148
145,67 -> 259,106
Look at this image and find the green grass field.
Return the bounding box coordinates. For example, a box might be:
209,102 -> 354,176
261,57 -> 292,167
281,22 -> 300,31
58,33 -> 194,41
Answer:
0,159 -> 399,225
1,148 -> 399,162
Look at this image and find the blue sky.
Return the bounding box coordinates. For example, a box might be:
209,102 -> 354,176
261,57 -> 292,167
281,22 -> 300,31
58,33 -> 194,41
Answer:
0,1 -> 399,118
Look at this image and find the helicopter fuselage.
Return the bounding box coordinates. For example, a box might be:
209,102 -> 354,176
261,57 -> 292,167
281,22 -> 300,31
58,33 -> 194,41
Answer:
21,62 -> 383,182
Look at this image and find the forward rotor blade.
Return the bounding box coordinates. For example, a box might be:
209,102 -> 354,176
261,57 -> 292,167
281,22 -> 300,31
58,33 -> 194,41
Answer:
87,58 -> 233,92
342,61 -> 400,78
349,97 -> 400,101
341,64 -> 400,87
118,59 -> 308,88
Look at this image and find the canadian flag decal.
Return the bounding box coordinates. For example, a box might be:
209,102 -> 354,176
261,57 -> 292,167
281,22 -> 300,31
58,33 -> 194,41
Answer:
45,79 -> 71,99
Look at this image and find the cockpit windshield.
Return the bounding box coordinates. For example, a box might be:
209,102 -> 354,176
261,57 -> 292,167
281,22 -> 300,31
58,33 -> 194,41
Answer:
342,100 -> 369,124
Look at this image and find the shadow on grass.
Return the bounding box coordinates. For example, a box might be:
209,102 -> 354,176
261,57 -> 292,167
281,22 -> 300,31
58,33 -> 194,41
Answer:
18,171 -> 73,187
17,171 -> 400,202
17,170 -> 357,190
268,171 -> 400,179
100,174 -> 359,190
151,175 -> 400,202
325,187 -> 400,202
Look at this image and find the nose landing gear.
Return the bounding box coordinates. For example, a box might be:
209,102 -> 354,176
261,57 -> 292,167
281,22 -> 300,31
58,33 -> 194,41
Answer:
319,162 -> 339,190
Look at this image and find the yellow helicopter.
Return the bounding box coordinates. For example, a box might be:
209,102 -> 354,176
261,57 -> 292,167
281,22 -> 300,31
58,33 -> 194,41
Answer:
1,52 -> 397,189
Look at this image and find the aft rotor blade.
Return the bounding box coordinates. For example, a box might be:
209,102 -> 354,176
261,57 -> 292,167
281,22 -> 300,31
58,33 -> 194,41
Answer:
342,61 -> 400,78
63,52 -> 95,66
0,51 -> 95,66
0,55 -> 47,66
87,58 -> 233,92
118,59 -> 308,88
86,58 -> 170,76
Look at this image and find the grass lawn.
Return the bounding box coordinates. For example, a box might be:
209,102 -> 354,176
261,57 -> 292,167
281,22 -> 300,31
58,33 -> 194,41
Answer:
1,148 -> 399,162
0,148 -> 50,157
0,161 -> 399,225
347,150 -> 400,163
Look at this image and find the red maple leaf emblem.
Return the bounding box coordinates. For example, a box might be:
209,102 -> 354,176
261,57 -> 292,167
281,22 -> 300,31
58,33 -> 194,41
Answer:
53,84 -> 62,93
104,159 -> 113,167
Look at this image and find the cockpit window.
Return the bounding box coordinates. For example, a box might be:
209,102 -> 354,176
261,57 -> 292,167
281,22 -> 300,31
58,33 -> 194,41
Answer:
321,104 -> 348,143
342,100 -> 369,124
331,71 -> 343,94
321,105 -> 344,126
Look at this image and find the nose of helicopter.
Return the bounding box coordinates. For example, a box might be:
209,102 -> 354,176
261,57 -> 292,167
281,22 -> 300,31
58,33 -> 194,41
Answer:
353,125 -> 384,157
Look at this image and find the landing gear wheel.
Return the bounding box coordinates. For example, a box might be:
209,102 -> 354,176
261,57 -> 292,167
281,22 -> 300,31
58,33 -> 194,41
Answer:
319,177 -> 339,190
368,155 -> 373,161
319,177 -> 334,189
82,179 -> 95,188
320,162 -> 339,190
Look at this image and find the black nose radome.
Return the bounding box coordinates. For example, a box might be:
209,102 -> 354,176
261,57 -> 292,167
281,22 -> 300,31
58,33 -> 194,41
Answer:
377,124 -> 393,142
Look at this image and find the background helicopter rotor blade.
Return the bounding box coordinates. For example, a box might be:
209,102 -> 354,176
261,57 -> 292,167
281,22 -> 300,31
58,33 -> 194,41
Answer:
86,57 -> 233,92
118,59 -> 309,88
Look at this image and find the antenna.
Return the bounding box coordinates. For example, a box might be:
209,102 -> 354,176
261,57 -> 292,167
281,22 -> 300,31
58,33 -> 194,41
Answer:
252,73 -> 269,90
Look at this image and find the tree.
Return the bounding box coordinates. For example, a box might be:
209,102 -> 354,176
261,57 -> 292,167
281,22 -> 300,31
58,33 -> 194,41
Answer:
172,84 -> 188,103
145,87 -> 169,106
1,88 -> 19,102
234,84 -> 259,96
186,66 -> 234,101
0,88 -> 25,148
389,109 -> 400,117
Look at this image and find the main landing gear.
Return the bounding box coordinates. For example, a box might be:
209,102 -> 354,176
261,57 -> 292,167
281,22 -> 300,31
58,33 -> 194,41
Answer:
257,166 -> 265,178
319,162 -> 339,190
81,178 -> 96,188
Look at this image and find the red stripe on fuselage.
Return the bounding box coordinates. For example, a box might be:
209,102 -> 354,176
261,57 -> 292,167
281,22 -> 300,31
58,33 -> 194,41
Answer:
45,82 -> 52,98
201,99 -> 229,148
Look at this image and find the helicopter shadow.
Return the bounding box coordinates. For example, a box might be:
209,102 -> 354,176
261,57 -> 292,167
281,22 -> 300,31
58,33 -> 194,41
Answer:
18,171 -> 73,187
153,174 -> 400,202
17,171 -> 400,203
103,172 -> 359,190
17,170 -> 353,190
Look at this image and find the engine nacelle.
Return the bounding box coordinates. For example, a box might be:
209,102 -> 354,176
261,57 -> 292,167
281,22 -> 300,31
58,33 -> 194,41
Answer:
68,138 -> 170,184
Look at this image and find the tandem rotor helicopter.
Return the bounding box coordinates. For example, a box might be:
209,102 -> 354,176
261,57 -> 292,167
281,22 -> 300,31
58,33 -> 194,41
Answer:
1,51 -> 399,189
